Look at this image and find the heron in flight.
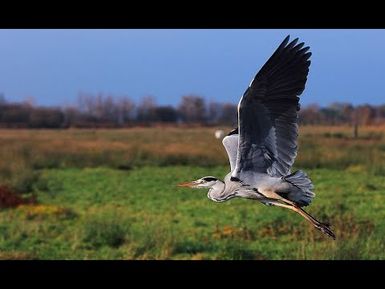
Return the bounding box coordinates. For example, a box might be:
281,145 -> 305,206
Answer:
178,36 -> 336,239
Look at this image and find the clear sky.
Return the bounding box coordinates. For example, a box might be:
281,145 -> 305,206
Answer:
0,29 -> 384,107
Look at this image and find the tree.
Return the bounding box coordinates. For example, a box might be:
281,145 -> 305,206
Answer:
116,96 -> 135,125
218,103 -> 237,126
154,106 -> 178,123
178,95 -> 207,124
299,104 -> 320,125
136,96 -> 157,123
356,105 -> 375,126
29,107 -> 64,128
377,105 -> 385,123
62,106 -> 80,128
207,101 -> 223,124
0,104 -> 31,127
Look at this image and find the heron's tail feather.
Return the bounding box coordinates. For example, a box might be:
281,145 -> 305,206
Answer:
283,170 -> 315,206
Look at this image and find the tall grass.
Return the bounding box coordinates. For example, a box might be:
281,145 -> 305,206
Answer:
1,126 -> 385,194
0,126 -> 384,173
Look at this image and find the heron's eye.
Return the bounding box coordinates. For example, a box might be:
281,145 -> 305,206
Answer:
202,177 -> 217,182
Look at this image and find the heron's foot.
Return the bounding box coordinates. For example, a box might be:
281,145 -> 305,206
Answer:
315,222 -> 336,240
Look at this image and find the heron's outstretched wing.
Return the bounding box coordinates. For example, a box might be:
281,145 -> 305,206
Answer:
232,35 -> 311,180
222,130 -> 238,172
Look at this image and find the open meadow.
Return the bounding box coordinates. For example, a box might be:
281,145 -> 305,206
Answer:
0,126 -> 385,259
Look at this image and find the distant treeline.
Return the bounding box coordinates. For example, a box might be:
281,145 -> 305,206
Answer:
0,93 -> 384,128
0,94 -> 237,128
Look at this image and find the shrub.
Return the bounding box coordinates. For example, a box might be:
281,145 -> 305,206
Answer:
0,186 -> 37,209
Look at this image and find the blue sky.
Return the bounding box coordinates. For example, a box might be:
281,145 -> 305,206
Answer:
0,29 -> 384,107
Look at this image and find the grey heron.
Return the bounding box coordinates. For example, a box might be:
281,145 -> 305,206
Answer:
178,35 -> 336,239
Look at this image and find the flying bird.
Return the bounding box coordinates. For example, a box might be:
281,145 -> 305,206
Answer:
178,35 -> 336,239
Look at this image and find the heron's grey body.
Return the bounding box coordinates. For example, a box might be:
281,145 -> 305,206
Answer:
179,35 -> 335,239
208,170 -> 310,205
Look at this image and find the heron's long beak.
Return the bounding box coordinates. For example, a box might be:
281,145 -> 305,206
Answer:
177,181 -> 197,188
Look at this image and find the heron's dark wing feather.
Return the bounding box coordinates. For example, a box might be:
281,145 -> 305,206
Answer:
232,36 -> 311,179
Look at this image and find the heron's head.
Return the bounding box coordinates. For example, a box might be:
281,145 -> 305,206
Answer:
178,176 -> 220,189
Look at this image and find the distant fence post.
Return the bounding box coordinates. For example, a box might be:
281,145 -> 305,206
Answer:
353,123 -> 358,139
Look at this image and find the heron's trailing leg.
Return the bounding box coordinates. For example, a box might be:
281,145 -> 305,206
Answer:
269,200 -> 336,240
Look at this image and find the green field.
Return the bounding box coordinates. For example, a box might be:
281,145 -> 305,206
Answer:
0,127 -> 385,259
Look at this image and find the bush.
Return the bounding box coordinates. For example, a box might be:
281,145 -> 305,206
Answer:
0,186 -> 37,209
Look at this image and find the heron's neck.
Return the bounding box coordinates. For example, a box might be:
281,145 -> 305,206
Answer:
208,180 -> 234,202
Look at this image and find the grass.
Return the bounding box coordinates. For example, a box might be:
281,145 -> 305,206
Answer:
82,212 -> 128,249
0,166 -> 384,259
0,125 -> 384,259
